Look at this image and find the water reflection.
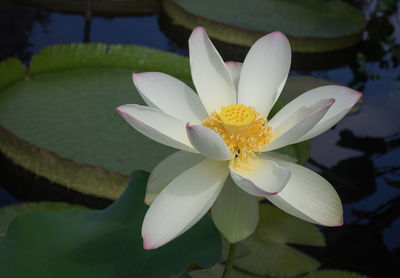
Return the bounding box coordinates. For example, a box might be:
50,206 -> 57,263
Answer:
0,4 -> 50,62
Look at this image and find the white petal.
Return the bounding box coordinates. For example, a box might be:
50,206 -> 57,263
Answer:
263,98 -> 334,151
145,151 -> 204,205
225,61 -> 242,94
230,158 -> 291,197
189,27 -> 236,114
142,159 -> 229,249
291,85 -> 362,142
211,177 -> 259,243
116,104 -> 195,152
132,72 -> 208,124
238,31 -> 291,117
186,124 -> 233,160
265,156 -> 343,226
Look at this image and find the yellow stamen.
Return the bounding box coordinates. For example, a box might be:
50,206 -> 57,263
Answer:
203,104 -> 271,163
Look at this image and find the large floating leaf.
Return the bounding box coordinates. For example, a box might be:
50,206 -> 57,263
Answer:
233,204 -> 325,278
163,0 -> 366,52
0,58 -> 25,90
0,44 -> 313,201
0,43 -> 192,200
0,201 -> 85,239
190,264 -> 255,278
15,0 -> 161,15
0,171 -> 221,278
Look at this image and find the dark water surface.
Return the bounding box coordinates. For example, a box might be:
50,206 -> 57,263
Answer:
1,2 -> 400,277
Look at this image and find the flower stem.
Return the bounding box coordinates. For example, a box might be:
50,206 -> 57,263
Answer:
222,243 -> 237,278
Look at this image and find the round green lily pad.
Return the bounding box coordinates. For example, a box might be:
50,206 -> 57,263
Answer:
163,0 -> 367,53
15,0 -> 161,15
0,201 -> 85,240
0,43 -> 192,200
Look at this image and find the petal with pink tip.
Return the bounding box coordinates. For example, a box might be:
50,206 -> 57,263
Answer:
189,27 -> 236,114
211,177 -> 259,243
263,98 -> 334,151
229,158 -> 291,197
238,31 -> 291,117
142,158 -> 229,249
186,124 -> 233,161
145,151 -> 204,205
265,156 -> 343,226
225,61 -> 242,93
116,104 -> 195,152
132,72 -> 208,124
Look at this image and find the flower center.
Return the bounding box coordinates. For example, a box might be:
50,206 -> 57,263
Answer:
203,104 -> 271,162
219,104 -> 256,134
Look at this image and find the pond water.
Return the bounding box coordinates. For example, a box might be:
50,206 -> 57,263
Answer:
1,2 -> 400,277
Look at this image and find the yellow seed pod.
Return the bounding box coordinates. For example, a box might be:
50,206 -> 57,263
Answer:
219,104 -> 256,134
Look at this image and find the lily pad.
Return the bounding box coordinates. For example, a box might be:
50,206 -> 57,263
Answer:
233,204 -> 325,278
0,171 -> 222,278
190,264 -> 255,278
0,43 -> 311,202
163,0 -> 366,53
0,43 -> 192,200
15,0 -> 161,15
0,201 -> 85,239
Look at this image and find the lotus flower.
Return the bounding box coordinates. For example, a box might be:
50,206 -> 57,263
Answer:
116,27 -> 361,250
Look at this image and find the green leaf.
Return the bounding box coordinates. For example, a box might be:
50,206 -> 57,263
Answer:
164,0 -> 366,52
190,264 -> 256,278
0,202 -> 85,240
15,0 -> 161,15
303,270 -> 369,278
0,58 -> 25,91
0,170 -> 221,278
0,43 -> 192,200
233,204 -> 325,278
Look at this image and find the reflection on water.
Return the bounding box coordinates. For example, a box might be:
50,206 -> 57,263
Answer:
0,4 -> 50,62
0,0 -> 399,276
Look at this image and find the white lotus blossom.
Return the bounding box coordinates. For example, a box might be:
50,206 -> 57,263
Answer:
116,27 -> 361,250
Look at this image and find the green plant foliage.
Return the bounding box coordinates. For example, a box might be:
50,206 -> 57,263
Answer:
0,43 -> 192,200
0,43 -> 313,201
163,0 -> 366,52
0,171 -> 221,278
0,202 -> 86,240
190,264 -> 255,278
0,58 -> 25,91
233,204 -> 325,278
303,270 -> 369,278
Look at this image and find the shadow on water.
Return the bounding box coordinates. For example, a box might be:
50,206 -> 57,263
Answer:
0,0 -> 400,276
0,3 -> 50,62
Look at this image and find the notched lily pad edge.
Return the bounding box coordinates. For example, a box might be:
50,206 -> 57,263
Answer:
163,0 -> 365,53
0,43 -> 192,201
